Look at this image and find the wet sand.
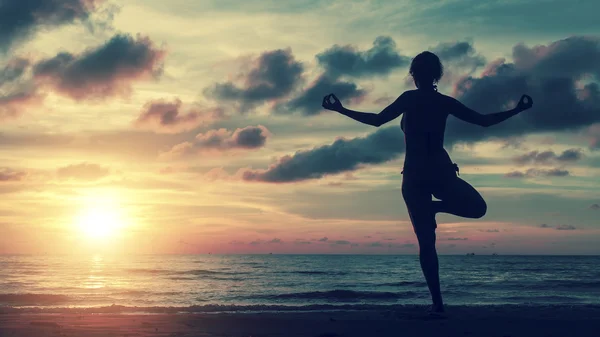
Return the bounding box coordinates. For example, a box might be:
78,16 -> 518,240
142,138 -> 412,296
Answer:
1,305 -> 600,337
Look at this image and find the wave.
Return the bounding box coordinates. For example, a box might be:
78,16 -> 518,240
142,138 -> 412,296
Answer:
0,293 -> 71,305
2,303 -> 599,314
374,281 -> 427,287
256,290 -> 425,302
274,271 -> 349,276
502,295 -> 585,303
126,268 -> 250,278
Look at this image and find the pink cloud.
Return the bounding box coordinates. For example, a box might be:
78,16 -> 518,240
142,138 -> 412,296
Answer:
133,98 -> 225,133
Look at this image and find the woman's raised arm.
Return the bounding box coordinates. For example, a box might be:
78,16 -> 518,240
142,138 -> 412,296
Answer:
449,94 -> 533,127
322,93 -> 408,127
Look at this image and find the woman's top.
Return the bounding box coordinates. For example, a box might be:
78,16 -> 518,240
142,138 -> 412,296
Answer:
400,88 -> 456,176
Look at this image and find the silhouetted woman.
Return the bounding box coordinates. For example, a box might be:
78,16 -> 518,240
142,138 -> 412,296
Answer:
322,51 -> 533,314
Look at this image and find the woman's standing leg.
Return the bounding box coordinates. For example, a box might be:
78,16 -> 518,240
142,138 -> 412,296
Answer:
402,177 -> 444,311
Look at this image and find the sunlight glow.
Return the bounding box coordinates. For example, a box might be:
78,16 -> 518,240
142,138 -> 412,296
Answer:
74,191 -> 129,241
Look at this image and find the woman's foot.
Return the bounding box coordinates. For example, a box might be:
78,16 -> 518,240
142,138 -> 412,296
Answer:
427,303 -> 447,318
429,302 -> 445,313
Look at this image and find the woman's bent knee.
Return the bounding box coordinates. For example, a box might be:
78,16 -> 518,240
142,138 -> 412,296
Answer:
474,199 -> 487,218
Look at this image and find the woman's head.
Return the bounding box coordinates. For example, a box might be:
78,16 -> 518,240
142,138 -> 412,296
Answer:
409,51 -> 443,89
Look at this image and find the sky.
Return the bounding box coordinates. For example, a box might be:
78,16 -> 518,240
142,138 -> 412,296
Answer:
0,0 -> 599,255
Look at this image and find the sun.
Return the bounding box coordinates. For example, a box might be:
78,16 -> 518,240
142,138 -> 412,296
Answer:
76,204 -> 126,240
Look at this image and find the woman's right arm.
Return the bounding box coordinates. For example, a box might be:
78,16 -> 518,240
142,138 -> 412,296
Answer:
449,95 -> 533,127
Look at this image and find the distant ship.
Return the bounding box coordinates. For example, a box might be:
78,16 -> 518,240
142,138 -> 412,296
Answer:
466,252 -> 475,256
492,253 -> 498,256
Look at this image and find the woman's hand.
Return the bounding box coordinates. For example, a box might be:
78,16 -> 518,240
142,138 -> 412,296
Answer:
516,94 -> 533,112
322,93 -> 343,112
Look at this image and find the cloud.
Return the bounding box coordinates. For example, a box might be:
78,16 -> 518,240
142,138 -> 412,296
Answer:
276,36 -> 408,116
267,238 -> 282,244
315,36 -> 409,78
0,168 -> 27,182
33,33 -> 166,100
587,124 -> 600,150
432,40 -> 486,71
512,148 -> 584,166
540,224 -> 577,230
0,58 -> 44,118
556,225 -> 577,230
446,237 -> 469,241
294,240 -> 311,245
0,90 -> 44,119
204,48 -> 303,111
366,242 -> 384,248
333,240 -> 351,245
0,58 -> 30,83
318,237 -> 328,242
240,126 -> 404,183
163,125 -> 270,158
228,240 -> 245,245
0,0 -> 105,52
133,98 -> 224,133
276,74 -> 367,116
590,204 -> 600,210
56,162 -> 110,181
446,36 -> 600,144
504,168 -> 570,178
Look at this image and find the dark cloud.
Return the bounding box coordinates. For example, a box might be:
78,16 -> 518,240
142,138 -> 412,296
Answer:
446,36 -> 600,145
540,224 -> 550,228
479,229 -> 500,233
316,36 -> 409,78
333,240 -> 351,245
318,237 -> 328,242
446,237 -> 468,241
512,148 -> 584,166
0,168 -> 27,182
267,238 -> 282,244
276,74 -> 367,116
0,58 -> 30,83
133,98 -> 224,134
504,168 -> 570,178
0,0 -> 104,52
276,36 -> 406,116
33,33 -> 165,100
556,225 -> 577,230
56,162 -> 110,181
587,124 -> 600,150
432,40 -> 486,71
0,58 -> 44,118
366,242 -> 384,248
241,126 -> 403,183
590,204 -> 600,210
204,48 -> 303,111
164,125 -> 270,158
294,240 -> 311,245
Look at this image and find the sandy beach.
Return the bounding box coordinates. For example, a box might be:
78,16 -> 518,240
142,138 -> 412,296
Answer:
1,305 -> 600,337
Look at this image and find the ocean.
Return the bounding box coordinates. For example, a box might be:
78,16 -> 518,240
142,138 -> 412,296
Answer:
1,254 -> 599,313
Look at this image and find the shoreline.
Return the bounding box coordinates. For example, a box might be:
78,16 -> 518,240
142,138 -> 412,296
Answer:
2,305 -> 600,337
